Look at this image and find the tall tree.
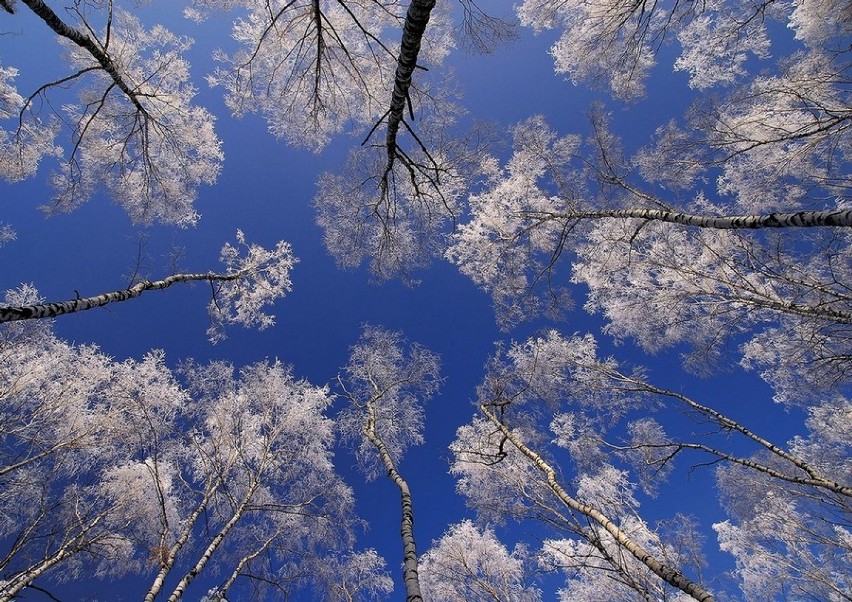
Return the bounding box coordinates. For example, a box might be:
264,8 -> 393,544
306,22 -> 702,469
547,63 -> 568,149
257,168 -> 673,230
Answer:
0,231 -> 295,343
194,0 -> 451,152
313,0 -> 470,281
337,325 -> 441,602
0,308 -> 362,599
451,330 -> 850,600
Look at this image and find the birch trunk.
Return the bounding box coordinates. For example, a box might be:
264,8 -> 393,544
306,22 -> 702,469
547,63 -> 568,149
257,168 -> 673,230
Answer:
0,272 -> 239,323
144,481 -> 221,602
20,0 -> 147,112
164,481 -> 259,602
0,516 -> 104,602
364,407 -> 422,602
531,208 -> 852,229
480,404 -> 716,602
384,0 -> 435,167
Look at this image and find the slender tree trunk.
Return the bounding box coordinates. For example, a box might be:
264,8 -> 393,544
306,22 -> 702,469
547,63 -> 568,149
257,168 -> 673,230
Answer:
0,272 -> 239,323
364,408 -> 422,602
627,378 -> 852,496
0,516 -> 104,602
165,481 -> 259,602
384,0 -> 435,167
480,404 -> 716,602
0,547 -> 74,601
144,481 -> 221,602
214,529 -> 281,599
532,207 -> 852,229
627,440 -> 852,496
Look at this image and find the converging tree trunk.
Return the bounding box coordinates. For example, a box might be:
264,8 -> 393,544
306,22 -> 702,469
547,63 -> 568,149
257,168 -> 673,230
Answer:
144,481 -> 221,602
364,406 -> 423,602
339,327 -> 441,602
529,208 -> 852,229
479,403 -> 716,602
384,0 -> 436,169
165,480 -> 260,602
0,272 -> 237,323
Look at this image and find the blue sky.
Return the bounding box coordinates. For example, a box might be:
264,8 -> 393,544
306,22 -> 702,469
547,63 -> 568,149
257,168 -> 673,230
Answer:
0,1 -> 825,599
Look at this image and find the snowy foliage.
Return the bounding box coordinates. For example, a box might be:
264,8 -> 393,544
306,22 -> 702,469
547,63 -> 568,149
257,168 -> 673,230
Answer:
0,64 -> 60,183
2,0 -> 850,599
446,116 -> 581,324
515,0 -> 841,101
420,520 -> 541,602
40,10 -> 223,226
206,230 -> 297,343
0,306 -> 363,599
450,415 -> 551,524
316,549 -> 395,602
0,222 -> 15,246
787,0 -> 852,46
206,0 -> 398,151
316,123 -> 470,280
573,220 -> 852,399
673,0 -> 771,89
714,453 -> 852,601
337,325 -> 441,480
516,0 -> 666,99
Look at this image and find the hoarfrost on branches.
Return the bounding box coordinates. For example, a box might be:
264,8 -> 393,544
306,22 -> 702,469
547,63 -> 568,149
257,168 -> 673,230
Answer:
207,230 -> 297,343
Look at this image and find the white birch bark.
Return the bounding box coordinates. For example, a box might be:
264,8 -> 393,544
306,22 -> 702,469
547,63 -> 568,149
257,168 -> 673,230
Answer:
479,403 -> 716,602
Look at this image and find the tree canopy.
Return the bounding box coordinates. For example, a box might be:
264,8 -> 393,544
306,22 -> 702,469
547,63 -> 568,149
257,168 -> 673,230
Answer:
1,0 -> 850,600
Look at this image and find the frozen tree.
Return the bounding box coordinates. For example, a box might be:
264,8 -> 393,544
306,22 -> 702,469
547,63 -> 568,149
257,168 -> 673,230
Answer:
152,359 -> 354,602
452,329 -> 852,601
446,109 -> 852,401
313,0 -> 522,282
516,0 -> 669,99
312,0 -> 474,281
0,306 -> 360,599
449,335 -> 716,601
337,326 -> 441,602
515,0 -> 795,99
448,111 -> 852,315
0,231 -> 296,343
199,0 -> 401,151
419,520 -> 541,602
315,129 -> 471,281
714,440 -> 852,601
573,221 -> 852,402
641,49 -> 852,215
0,63 -> 60,182
452,408 -> 715,602
0,293 -> 189,599
311,549 -> 395,602
9,1 -> 222,226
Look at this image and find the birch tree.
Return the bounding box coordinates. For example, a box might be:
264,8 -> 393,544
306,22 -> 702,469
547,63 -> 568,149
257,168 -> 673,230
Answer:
155,359 -> 355,601
445,107 -> 852,402
0,297 -> 189,598
0,307 -> 361,599
337,325 -> 441,602
514,0 -> 845,100
451,329 -> 852,600
5,1 -> 223,226
0,231 -> 296,343
312,0 -> 470,281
